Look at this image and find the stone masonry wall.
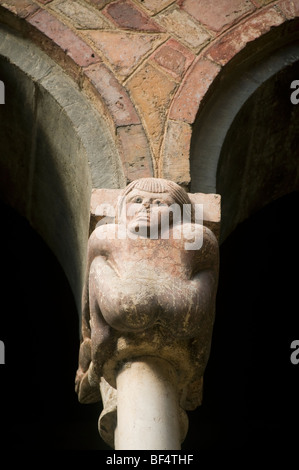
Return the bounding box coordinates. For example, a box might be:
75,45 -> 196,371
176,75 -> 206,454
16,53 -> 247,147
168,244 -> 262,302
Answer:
0,0 -> 298,187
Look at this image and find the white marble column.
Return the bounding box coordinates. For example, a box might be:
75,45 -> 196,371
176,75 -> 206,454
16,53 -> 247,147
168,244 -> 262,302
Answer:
115,356 -> 181,450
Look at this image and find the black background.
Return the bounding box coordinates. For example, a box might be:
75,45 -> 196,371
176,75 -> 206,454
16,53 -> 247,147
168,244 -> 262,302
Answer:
0,192 -> 299,451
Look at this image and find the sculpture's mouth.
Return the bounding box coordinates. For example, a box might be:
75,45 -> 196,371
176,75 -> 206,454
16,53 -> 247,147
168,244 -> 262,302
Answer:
135,214 -> 150,222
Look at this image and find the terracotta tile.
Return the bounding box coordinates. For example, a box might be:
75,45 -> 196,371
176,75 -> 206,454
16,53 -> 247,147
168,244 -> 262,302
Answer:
0,0 -> 39,18
83,30 -> 165,77
103,0 -> 162,31
117,125 -> 153,182
156,7 -> 211,53
152,38 -> 195,80
127,62 -> 177,160
28,10 -> 101,67
84,63 -> 140,126
179,0 -> 255,32
277,0 -> 299,18
52,0 -> 109,29
205,7 -> 285,66
169,58 -> 220,123
162,120 -> 191,186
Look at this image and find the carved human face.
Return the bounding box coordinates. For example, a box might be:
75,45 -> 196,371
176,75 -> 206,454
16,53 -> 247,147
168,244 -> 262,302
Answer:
123,189 -> 178,237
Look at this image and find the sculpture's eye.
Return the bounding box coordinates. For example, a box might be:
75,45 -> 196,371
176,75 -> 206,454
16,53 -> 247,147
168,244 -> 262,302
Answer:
154,200 -> 166,206
135,197 -> 142,203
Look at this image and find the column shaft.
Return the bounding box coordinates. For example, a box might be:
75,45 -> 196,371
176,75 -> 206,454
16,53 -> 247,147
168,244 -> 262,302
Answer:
115,356 -> 181,450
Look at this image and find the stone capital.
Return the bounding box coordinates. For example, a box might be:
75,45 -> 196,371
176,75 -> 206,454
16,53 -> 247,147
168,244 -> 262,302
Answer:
89,187 -> 221,240
76,178 -> 221,448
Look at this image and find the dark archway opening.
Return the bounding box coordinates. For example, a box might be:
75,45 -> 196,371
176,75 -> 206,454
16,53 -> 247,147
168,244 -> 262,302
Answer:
0,202 -> 109,450
184,191 -> 299,450
217,58 -> 299,241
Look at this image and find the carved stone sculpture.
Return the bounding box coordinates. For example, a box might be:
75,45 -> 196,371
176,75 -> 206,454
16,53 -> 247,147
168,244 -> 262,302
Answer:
75,178 -> 219,448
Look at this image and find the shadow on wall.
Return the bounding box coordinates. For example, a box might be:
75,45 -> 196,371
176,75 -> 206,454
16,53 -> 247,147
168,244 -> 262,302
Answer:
0,22 -> 124,315
0,52 -> 91,314
0,32 -> 114,449
0,30 -> 109,449
185,191 -> 299,450
217,59 -> 299,242
190,20 -> 299,244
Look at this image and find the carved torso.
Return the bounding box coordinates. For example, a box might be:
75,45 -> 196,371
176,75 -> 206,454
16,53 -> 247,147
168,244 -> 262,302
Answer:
88,223 -> 218,337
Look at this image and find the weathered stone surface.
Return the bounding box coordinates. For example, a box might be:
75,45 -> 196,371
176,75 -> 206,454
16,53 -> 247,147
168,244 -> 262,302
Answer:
98,377 -> 117,448
139,0 -> 177,15
28,10 -> 101,67
76,178 -> 220,427
189,193 -> 221,240
179,0 -> 255,32
83,30 -> 165,77
0,0 -> 38,18
278,0 -> 299,18
117,125 -> 154,182
156,7 -> 211,53
251,0 -> 273,5
169,58 -> 220,123
90,185 -> 221,235
84,63 -> 140,126
86,0 -> 111,8
205,8 -> 285,66
162,120 -> 191,187
103,0 -> 162,31
151,38 -> 195,80
127,63 -> 177,160
52,0 -> 110,29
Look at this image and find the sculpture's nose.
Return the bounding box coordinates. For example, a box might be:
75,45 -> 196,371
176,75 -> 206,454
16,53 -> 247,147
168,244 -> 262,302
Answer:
142,199 -> 151,209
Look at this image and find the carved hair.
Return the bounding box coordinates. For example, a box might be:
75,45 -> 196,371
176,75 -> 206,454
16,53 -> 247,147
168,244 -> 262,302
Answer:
117,178 -> 194,222
122,178 -> 192,207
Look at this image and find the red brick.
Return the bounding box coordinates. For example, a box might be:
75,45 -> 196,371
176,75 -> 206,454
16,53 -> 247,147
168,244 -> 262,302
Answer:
0,0 -> 39,18
162,120 -> 191,187
251,0 -> 274,6
277,0 -> 299,18
156,7 -> 211,53
169,58 -> 220,123
53,0 -> 109,29
103,0 -> 162,32
179,0 -> 255,32
205,8 -> 285,66
140,0 -> 176,15
117,125 -> 154,182
126,62 -> 178,161
86,0 -> 111,8
84,63 -> 140,126
83,30 -> 164,78
28,10 -> 101,67
151,38 -> 195,80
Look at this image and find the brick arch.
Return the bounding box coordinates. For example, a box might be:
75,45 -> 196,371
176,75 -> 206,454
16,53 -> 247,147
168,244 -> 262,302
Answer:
0,1 -> 154,184
2,0 -> 299,189
0,22 -> 128,313
188,17 -> 299,241
162,1 -> 299,186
